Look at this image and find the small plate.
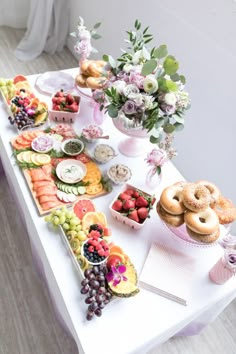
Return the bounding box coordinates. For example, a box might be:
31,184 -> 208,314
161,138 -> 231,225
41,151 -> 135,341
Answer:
35,71 -> 75,95
56,159 -> 87,184
61,138 -> 84,156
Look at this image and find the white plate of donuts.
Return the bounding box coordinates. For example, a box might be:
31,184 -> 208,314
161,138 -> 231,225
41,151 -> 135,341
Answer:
156,180 -> 236,247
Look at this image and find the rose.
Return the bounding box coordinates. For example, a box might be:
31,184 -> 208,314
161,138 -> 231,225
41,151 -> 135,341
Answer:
111,80 -> 127,94
122,100 -> 137,115
123,84 -> 140,98
143,75 -> 158,94
74,39 -> 92,59
164,92 -> 177,105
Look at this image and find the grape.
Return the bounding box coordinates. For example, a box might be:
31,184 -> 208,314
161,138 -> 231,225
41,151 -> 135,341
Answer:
62,222 -> 70,230
94,308 -> 102,317
88,302 -> 98,311
86,310 -> 94,321
81,278 -> 89,287
80,285 -> 90,294
85,296 -> 95,304
53,216 -> 60,225
59,215 -> 66,224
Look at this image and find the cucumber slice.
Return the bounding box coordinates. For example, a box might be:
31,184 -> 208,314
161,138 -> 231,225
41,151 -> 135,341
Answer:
72,187 -> 79,195
77,186 -> 86,195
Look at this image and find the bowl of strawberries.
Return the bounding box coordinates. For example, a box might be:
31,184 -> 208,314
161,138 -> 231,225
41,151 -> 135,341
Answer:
109,184 -> 156,229
49,89 -> 81,123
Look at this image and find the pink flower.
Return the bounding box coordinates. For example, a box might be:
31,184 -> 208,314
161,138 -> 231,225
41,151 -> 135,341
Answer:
128,71 -> 144,89
74,39 -> 92,60
106,264 -> 127,286
146,148 -> 167,167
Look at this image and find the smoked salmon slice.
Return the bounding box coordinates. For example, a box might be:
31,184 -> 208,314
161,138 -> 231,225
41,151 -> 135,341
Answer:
29,168 -> 51,182
41,201 -> 62,211
32,180 -> 54,190
36,186 -> 56,197
38,195 -> 59,204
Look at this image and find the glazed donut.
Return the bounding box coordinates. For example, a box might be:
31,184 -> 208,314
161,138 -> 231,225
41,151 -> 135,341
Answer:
186,225 -> 220,244
182,183 -> 211,212
196,180 -> 220,205
75,74 -> 88,88
156,201 -> 184,227
86,76 -> 107,89
184,207 -> 219,234
212,196 -> 236,224
160,185 -> 186,215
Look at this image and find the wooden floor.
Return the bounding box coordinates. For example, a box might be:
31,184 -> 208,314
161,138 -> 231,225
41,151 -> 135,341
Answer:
0,26 -> 236,354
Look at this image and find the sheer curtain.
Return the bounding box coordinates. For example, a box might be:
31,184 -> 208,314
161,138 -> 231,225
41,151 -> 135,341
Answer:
0,0 -> 30,28
12,0 -> 70,61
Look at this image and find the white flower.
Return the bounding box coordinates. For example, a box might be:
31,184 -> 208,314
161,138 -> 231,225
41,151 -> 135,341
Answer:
123,84 -> 140,98
143,75 -> 158,94
131,93 -> 143,106
164,92 -> 177,105
142,94 -> 155,110
112,80 -> 127,93
123,64 -> 134,73
132,50 -> 142,65
176,91 -> 190,109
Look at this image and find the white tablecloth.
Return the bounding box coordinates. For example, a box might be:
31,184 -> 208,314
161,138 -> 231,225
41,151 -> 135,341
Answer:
0,69 -> 236,354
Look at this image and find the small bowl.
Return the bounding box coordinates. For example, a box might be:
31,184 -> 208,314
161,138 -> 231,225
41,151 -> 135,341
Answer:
56,159 -> 87,184
107,164 -> 132,185
61,138 -> 84,156
31,135 -> 54,153
81,239 -> 108,266
93,144 -> 116,164
81,124 -> 103,143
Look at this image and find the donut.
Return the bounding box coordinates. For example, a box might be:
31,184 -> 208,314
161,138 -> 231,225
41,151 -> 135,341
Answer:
75,74 -> 88,88
186,225 -> 220,244
160,185 -> 186,215
196,180 -> 220,206
182,183 -> 211,212
156,201 -> 184,227
184,207 -> 219,234
212,196 -> 236,224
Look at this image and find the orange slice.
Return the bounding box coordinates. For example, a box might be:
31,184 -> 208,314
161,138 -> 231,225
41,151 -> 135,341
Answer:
109,245 -> 125,255
82,211 -> 107,231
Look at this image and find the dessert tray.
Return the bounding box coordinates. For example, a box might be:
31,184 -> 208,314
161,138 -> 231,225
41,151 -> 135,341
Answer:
11,124 -> 109,215
45,199 -> 140,321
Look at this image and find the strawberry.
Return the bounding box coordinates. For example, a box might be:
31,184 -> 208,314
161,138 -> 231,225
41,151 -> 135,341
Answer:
132,190 -> 140,198
135,196 -> 149,207
122,199 -> 136,210
137,207 -> 149,220
124,189 -> 134,196
112,200 -> 123,211
128,209 -> 140,223
119,192 -> 132,201
66,94 -> 75,105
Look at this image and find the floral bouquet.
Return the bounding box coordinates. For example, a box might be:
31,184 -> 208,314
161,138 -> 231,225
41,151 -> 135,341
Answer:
93,19 -> 190,152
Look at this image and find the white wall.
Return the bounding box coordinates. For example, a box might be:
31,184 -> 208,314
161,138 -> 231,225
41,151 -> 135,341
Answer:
0,0 -> 30,28
68,0 -> 236,232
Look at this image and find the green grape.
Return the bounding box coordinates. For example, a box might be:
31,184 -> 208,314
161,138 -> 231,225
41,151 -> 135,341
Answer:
44,215 -> 51,223
62,222 -> 70,230
53,216 -> 60,225
54,210 -> 62,217
59,215 -> 66,225
69,224 -> 76,231
70,218 -> 79,226
75,224 -> 82,232
0,79 -> 6,86
65,211 -> 74,220
61,206 -> 67,213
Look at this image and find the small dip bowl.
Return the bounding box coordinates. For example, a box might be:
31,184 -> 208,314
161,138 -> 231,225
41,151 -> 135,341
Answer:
61,138 -> 84,156
56,159 -> 87,184
81,239 -> 109,266
31,135 -> 54,153
81,124 -> 103,143
93,144 -> 116,164
107,164 -> 132,184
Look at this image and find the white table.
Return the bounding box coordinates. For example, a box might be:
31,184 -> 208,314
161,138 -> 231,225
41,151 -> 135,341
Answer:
0,69 -> 236,354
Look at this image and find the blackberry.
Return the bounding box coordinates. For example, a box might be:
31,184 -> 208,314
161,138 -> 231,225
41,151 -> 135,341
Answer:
89,223 -> 103,235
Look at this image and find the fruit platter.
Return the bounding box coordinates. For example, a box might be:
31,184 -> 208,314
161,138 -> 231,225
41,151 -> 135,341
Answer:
11,124 -> 111,215
45,199 -> 140,321
0,75 -> 48,131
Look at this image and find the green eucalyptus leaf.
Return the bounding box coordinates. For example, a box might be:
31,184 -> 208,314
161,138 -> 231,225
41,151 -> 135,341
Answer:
174,122 -> 185,131
173,115 -> 185,124
153,44 -> 168,59
103,54 -> 109,62
93,22 -> 101,29
107,105 -> 119,118
107,55 -> 117,68
166,80 -> 178,92
179,75 -> 186,84
150,134 -> 162,144
92,33 -> 102,40
163,55 -> 179,75
155,117 -> 165,128
163,124 -> 175,133
141,59 -> 157,76
170,73 -> 180,82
